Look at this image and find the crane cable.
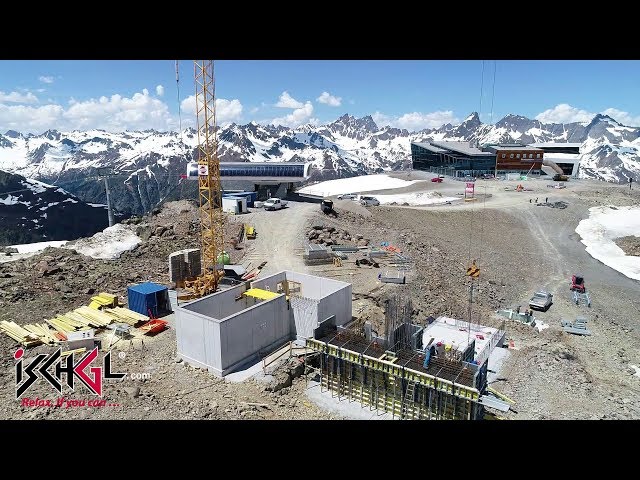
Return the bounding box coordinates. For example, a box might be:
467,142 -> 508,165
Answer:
478,61 -> 497,271
176,60 -> 183,143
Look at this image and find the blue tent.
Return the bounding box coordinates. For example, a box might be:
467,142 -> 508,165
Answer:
127,282 -> 169,317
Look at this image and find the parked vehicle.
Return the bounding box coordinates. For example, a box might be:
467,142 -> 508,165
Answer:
263,198 -> 287,211
337,193 -> 357,200
553,174 -> 569,182
360,196 -> 380,206
431,177 -> 443,183
529,291 -> 553,311
321,198 -> 334,214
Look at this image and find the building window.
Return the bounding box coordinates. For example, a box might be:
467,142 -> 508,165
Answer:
510,154 -> 514,158
529,153 -> 533,158
502,153 -> 506,158
516,154 -> 520,159
537,153 -> 541,158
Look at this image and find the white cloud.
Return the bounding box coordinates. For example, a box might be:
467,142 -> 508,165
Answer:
0,90 -> 38,104
272,101 -> 315,128
536,103 -> 640,126
142,88 -> 149,96
316,91 -> 342,107
180,95 -> 243,125
0,90 -> 173,133
39,75 -> 54,84
535,103 -> 594,124
275,91 -> 304,109
601,108 -> 640,127
372,110 -> 458,131
249,107 -> 259,114
156,85 -> 165,97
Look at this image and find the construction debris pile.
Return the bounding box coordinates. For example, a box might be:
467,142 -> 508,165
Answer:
307,224 -> 370,247
538,201 -> 569,209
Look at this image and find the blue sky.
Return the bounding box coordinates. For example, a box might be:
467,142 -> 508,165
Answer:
1,60 -> 639,133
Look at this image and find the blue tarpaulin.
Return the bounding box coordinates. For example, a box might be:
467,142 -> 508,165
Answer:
127,282 -> 169,317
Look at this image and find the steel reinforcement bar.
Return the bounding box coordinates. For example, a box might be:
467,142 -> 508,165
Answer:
308,338 -> 483,420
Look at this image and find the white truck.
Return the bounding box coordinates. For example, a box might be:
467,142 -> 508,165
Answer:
263,198 -> 287,211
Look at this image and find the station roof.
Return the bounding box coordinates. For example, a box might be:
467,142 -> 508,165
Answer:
527,142 -> 582,148
412,142 -> 448,153
429,141 -> 493,157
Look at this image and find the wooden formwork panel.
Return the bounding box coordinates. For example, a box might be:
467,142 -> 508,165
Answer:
319,358 -> 477,420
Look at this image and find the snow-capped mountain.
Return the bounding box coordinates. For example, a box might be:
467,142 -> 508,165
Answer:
0,112 -> 638,215
0,170 -> 109,246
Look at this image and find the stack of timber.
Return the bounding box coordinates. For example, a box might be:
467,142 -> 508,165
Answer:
0,321 -> 42,347
46,314 -> 93,334
104,307 -> 149,326
73,307 -> 115,327
23,323 -> 59,345
88,292 -> 119,310
61,348 -> 87,357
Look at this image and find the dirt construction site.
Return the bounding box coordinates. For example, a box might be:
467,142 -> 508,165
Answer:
1,172 -> 640,420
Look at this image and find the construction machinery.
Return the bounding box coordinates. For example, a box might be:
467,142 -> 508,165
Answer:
245,224 -> 257,239
321,198 -> 334,214
570,274 -> 585,293
182,60 -> 225,298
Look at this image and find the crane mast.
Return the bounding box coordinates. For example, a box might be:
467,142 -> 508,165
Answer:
186,60 -> 225,296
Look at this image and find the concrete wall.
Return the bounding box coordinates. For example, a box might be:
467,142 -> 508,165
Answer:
176,270 -> 353,377
250,272 -> 287,293
253,270 -> 348,300
219,295 -> 290,373
182,283 -> 255,319
174,307 -> 222,374
317,282 -> 352,328
176,287 -> 290,376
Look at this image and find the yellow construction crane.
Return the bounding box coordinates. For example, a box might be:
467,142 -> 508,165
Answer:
184,60 -> 225,297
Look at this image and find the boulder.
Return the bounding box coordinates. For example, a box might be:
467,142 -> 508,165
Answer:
357,239 -> 370,247
43,267 -> 62,277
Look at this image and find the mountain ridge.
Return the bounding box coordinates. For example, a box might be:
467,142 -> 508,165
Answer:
0,112 -> 638,215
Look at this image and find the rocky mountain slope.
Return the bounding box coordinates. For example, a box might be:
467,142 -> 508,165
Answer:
0,112 -> 638,215
0,170 -> 110,246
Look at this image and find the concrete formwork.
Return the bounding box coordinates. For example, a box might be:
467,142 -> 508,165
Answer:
175,270 -> 352,377
252,271 -> 352,341
174,283 -> 290,376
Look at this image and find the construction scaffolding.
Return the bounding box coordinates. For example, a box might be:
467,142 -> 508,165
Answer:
306,329 -> 485,420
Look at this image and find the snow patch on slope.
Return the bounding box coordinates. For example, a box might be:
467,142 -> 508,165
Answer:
298,174 -> 419,197
8,240 -> 68,253
575,205 -> 640,281
376,192 -> 459,206
65,224 -> 141,260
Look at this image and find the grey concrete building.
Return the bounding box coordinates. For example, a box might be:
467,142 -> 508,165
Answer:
174,271 -> 352,377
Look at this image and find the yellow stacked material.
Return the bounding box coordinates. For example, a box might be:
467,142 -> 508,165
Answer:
74,307 -> 115,327
98,292 -> 118,306
61,348 -> 86,357
89,292 -> 118,309
23,323 -> 59,345
243,288 -> 280,300
0,321 -> 42,347
103,306 -> 148,326
46,317 -> 84,333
